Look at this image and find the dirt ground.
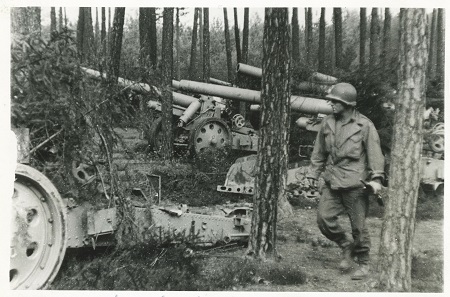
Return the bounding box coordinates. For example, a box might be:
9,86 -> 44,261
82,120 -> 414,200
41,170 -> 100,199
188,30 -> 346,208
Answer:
202,206 -> 444,292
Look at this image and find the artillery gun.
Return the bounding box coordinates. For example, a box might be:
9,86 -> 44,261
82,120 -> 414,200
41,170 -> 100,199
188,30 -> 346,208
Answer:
10,128 -> 252,290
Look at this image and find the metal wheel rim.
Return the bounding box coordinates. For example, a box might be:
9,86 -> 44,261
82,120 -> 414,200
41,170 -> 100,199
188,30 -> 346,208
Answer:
191,119 -> 230,154
10,164 -> 67,290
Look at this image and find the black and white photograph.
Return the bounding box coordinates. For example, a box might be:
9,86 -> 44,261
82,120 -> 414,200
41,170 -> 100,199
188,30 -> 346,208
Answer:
2,1 -> 447,294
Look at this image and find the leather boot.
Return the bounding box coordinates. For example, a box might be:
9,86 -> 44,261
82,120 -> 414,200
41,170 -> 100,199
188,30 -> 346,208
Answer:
351,264 -> 370,280
339,245 -> 353,271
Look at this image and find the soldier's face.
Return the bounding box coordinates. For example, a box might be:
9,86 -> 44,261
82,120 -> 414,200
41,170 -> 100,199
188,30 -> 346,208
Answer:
328,101 -> 346,115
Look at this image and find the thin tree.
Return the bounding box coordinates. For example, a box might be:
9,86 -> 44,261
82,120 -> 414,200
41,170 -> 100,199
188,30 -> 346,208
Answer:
160,8 -> 175,160
381,8 -> 391,72
189,8 -> 200,80
234,8 -> 242,64
30,8 -> 41,38
149,8 -> 157,69
101,7 -> 106,72
291,8 -> 300,67
305,8 -> 313,66
199,8 -> 203,79
95,8 -> 100,52
58,7 -> 63,31
108,7 -> 125,79
369,8 -> 381,70
377,8 -> 428,292
360,8 -> 367,72
435,8 -> 445,83
318,8 -> 326,72
202,8 -> 210,82
223,8 -> 233,83
176,8 -> 181,80
139,8 -> 151,72
242,8 -> 249,64
64,8 -> 67,28
50,7 -> 57,32
246,7 -> 293,260
427,9 -> 437,79
333,8 -> 343,69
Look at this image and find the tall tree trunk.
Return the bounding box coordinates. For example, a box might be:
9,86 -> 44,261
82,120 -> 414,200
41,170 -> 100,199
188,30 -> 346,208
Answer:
50,7 -> 57,33
360,8 -> 367,73
77,8 -> 94,64
247,7 -> 293,260
291,8 -> 300,67
202,8 -> 210,82
108,8 -> 125,79
305,8 -> 313,66
435,8 -> 445,83
176,8 -> 181,80
223,8 -> 233,83
427,9 -> 437,80
58,7 -> 63,31
161,8 -> 174,160
369,8 -> 381,70
333,8 -> 343,69
381,8 -> 391,72
95,8 -> 100,53
149,8 -> 157,69
199,8 -> 203,79
318,8 -> 326,72
101,7 -> 106,72
242,8 -> 249,64
377,8 -> 428,292
11,7 -> 41,39
234,8 -> 242,64
64,7 -> 67,27
189,8 -> 199,81
139,8 -> 151,72
76,8 -> 85,60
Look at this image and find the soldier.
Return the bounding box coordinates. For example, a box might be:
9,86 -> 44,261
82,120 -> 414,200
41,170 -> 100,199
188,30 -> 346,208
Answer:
306,83 -> 385,280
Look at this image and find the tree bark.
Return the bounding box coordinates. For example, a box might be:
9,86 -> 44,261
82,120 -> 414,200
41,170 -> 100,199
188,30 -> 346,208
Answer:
202,8 -> 210,82
305,8 -> 313,66
108,8 -> 125,79
95,8 -> 100,52
176,8 -> 181,80
242,8 -> 249,64
189,8 -> 199,81
11,8 -> 41,39
139,8 -> 151,72
436,8 -> 445,83
58,7 -> 63,31
101,7 -> 106,72
234,8 -> 242,64
369,8 -> 381,70
64,8 -> 67,27
50,7 -> 57,33
381,8 -> 391,72
377,8 -> 428,292
149,8 -> 157,69
223,8 -> 233,83
333,8 -> 343,69
318,8 -> 326,72
199,8 -> 203,79
161,8 -> 174,160
77,8 -> 94,64
427,9 -> 437,80
360,8 -> 367,73
247,7 -> 293,260
291,8 -> 300,67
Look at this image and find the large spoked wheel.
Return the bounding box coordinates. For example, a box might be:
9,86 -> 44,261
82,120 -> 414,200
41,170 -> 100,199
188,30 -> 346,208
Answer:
10,164 -> 67,290
189,118 -> 231,155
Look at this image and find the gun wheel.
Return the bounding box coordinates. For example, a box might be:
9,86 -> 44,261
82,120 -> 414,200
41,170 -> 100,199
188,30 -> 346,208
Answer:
10,164 -> 67,290
189,117 -> 231,155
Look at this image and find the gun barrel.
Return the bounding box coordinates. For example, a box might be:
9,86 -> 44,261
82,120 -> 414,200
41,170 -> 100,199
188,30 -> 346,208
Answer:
179,80 -> 332,115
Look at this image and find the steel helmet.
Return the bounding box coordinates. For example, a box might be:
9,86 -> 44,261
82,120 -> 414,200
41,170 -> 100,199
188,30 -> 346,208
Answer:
325,83 -> 357,106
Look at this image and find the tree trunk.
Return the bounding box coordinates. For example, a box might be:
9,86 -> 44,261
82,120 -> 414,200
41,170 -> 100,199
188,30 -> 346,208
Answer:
247,7 -> 293,260
199,9 -> 203,79
108,8 -> 125,79
202,8 -> 210,82
381,8 -> 391,72
50,7 -> 56,33
435,8 -> 445,83
234,8 -> 242,64
58,7 -> 63,31
64,8 -> 67,27
333,8 -> 343,69
189,8 -> 199,81
149,8 -> 157,69
176,8 -> 181,80
427,9 -> 437,80
139,8 -> 151,72
223,8 -> 233,83
76,8 -> 85,59
318,8 -> 326,72
161,8 -> 174,160
291,8 -> 300,67
305,8 -> 313,66
95,8 -> 100,53
11,8 -> 41,39
377,8 -> 428,292
242,8 -> 249,63
360,8 -> 367,73
101,7 -> 106,72
369,8 -> 381,70
77,8 -> 94,64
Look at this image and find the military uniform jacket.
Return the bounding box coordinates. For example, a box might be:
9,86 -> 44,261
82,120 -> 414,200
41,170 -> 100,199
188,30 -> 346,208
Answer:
307,110 -> 385,189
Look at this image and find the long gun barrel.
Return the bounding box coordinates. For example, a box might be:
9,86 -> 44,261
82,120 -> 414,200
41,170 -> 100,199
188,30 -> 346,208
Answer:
179,80 -> 333,115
